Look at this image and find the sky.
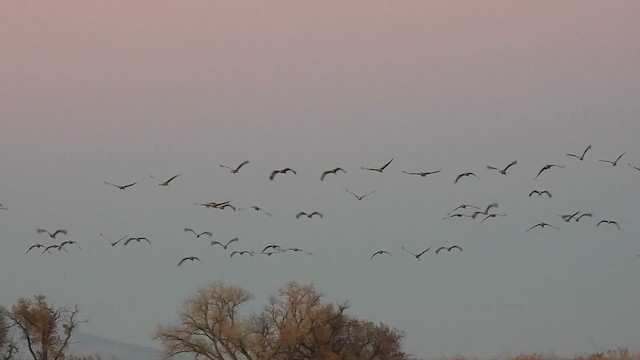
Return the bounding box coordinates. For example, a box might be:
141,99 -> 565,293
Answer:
1,1 -> 640,358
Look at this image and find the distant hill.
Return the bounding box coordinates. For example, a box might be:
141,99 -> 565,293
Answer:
69,332 -> 193,360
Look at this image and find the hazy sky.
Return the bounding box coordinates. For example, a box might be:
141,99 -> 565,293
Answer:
2,1 -> 640,358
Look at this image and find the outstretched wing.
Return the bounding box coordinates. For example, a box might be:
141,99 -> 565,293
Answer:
164,174 -> 181,184
311,211 -> 323,218
503,160 -> 518,172
184,228 -> 196,235
225,237 -> 239,247
628,163 -> 640,171
320,170 -> 330,181
379,158 -> 394,171
52,229 -> 67,237
581,145 -> 592,158
295,212 -> 307,219
435,247 -> 447,254
235,160 -> 250,171
615,152 -> 626,163
449,245 -> 463,252
219,164 -> 233,171
269,170 -> 279,180
198,232 -> 213,238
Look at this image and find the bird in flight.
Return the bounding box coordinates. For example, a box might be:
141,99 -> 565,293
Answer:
628,163 -> 640,172
361,158 -> 394,173
525,222 -> 559,232
448,204 -> 481,214
261,244 -> 282,254
103,181 -> 136,190
100,233 -> 127,247
596,220 -> 620,230
321,167 -> 347,181
211,237 -> 239,249
41,244 -> 67,254
149,174 -> 181,186
535,164 -> 565,179
59,240 -> 81,250
239,205 -> 273,217
401,246 -> 431,260
178,256 -> 203,266
184,228 -> 213,238
345,189 -> 375,201
37,229 -> 67,239
471,203 -> 499,219
370,250 -> 392,260
124,237 -> 151,246
481,213 -> 507,222
26,244 -> 45,254
194,200 -> 231,209
296,211 -> 323,219
574,213 -> 593,222
435,245 -> 462,254
269,168 -> 297,181
402,169 -> 441,177
529,190 -> 552,198
219,160 -> 249,174
443,213 -> 473,220
487,160 -> 518,175
555,211 -> 581,222
230,250 -> 254,258
284,248 -> 313,255
566,145 -> 592,161
454,172 -> 479,184
599,153 -> 626,166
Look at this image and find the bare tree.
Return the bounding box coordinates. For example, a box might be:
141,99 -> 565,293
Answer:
3,294 -> 88,360
154,281 -> 408,360
0,306 -> 18,360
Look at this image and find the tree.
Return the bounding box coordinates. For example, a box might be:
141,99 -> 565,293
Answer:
153,281 -> 408,360
2,294 -> 88,360
0,306 -> 18,360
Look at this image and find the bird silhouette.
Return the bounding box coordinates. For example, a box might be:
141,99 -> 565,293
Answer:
178,256 -> 203,266
124,237 -> 151,246
219,160 -> 249,174
448,204 -> 481,214
574,213 -> 593,222
261,244 -> 282,253
471,203 -> 499,219
596,220 -> 620,230
37,229 -> 67,239
217,203 -> 237,211
599,153 -> 626,166
184,228 -> 213,238
100,233 -> 127,247
361,158 -> 394,173
26,244 -> 45,254
103,181 -> 136,190
269,168 -> 297,180
529,190 -> 552,198
345,189 -> 375,201
211,237 -> 239,249
296,211 -> 323,219
566,145 -> 592,161
321,167 -> 347,181
41,244 -> 67,254
443,213 -> 473,220
230,250 -> 254,258
149,174 -> 181,186
525,222 -> 559,232
194,200 -> 231,209
435,245 -> 462,254
401,246 -> 431,260
555,211 -> 581,222
284,248 -> 313,255
454,172 -> 479,184
370,250 -> 392,260
59,240 -> 81,250
402,169 -> 441,177
481,213 -> 507,222
535,164 -> 565,179
487,160 -> 517,175
239,205 -> 273,217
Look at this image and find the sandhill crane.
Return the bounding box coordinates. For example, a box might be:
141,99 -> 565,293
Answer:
178,256 -> 203,266
26,244 -> 45,254
211,237 -> 239,249
525,222 -> 559,232
370,250 -> 392,260
270,168 -> 297,180
184,228 -> 213,238
345,189 -> 374,201
194,200 -> 231,209
104,181 -> 136,190
401,246 -> 431,260
599,153 -> 626,166
596,220 -> 620,230
100,233 -> 127,247
296,211 -> 323,219
529,190 -> 552,198
37,229 -> 67,239
435,245 -> 462,254
284,248 -> 313,255
261,244 -> 282,253
627,163 -> 640,172
361,158 -> 394,173
149,174 -> 181,186
535,164 -> 565,179
230,250 -> 254,257
59,240 -> 81,250
487,160 -> 517,175
448,204 -> 481,214
454,172 -> 479,184
219,160 -> 249,174
566,145 -> 592,161
471,203 -> 499,219
239,205 -> 273,217
124,237 -> 151,246
481,213 -> 507,222
443,213 -> 473,220
321,167 -> 346,181
555,211 -> 581,222
575,213 -> 593,222
402,169 -> 441,177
